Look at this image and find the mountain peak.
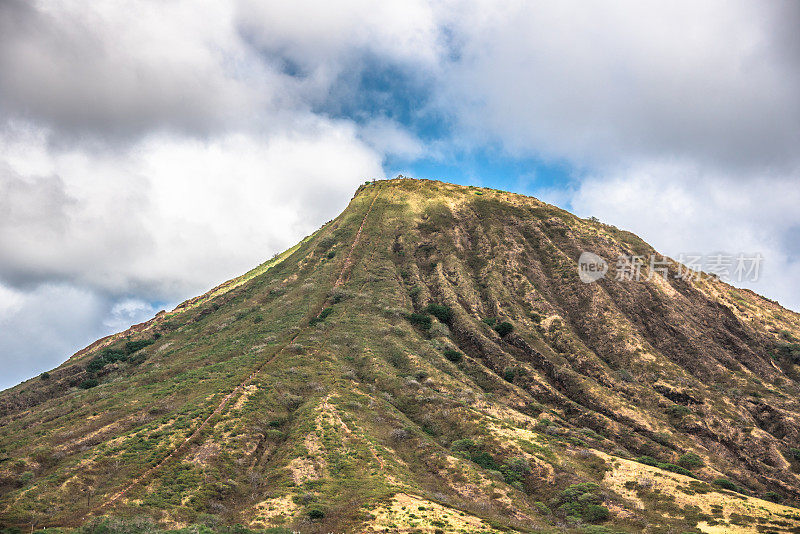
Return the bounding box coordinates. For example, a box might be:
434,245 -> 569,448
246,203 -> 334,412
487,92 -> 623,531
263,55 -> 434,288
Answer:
3,178 -> 800,533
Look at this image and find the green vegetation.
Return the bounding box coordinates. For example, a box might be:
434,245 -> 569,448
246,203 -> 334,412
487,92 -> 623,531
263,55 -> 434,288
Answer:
774,342 -> 800,362
78,378 -> 99,389
309,307 -> 333,326
502,366 -> 524,382
424,303 -> 453,324
84,338 -> 157,376
665,405 -> 691,418
493,321 -> 514,337
634,456 -> 696,478
677,453 -> 704,469
713,478 -> 746,494
407,312 -> 432,331
125,339 -> 156,354
556,483 -> 610,523
442,349 -> 462,363
306,509 -> 325,520
498,457 -> 531,487
658,463 -> 694,477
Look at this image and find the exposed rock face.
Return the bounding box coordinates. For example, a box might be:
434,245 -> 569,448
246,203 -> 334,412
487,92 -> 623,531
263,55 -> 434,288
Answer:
2,178 -> 800,533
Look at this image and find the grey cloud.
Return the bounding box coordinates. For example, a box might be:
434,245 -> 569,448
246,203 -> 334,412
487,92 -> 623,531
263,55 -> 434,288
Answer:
0,1 -> 267,140
0,158 -> 154,292
0,283 -> 108,391
437,1 -> 800,173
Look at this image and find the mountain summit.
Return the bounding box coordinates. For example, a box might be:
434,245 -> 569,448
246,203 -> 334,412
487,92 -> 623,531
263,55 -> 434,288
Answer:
3,178 -> 800,533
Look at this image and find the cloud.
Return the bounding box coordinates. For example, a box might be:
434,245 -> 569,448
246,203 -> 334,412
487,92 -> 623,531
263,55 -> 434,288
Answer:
0,0 -> 413,387
437,1 -> 800,172
0,0 -> 278,139
358,117 -> 427,159
0,120 -> 382,299
103,298 -> 159,332
0,282 -> 109,391
235,0 -> 441,79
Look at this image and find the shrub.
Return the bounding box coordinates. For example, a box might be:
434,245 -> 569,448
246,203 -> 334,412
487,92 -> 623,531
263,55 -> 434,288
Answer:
470,451 -> 500,471
450,438 -> 476,452
774,342 -> 800,362
307,509 -> 325,520
252,315 -> 263,323
533,501 -> 551,515
658,463 -> 693,477
503,366 -> 522,382
494,321 -> 514,337
635,456 -> 660,467
125,339 -> 155,354
482,317 -> 496,326
407,313 -> 432,330
309,307 -> 333,326
764,491 -> 783,503
500,457 -> 531,485
713,478 -> 740,492
425,304 -> 453,324
330,288 -> 350,303
39,372 -> 50,380
102,349 -> 127,362
443,349 -> 463,363
79,378 -> 99,389
557,483 -> 608,523
789,448 -> 800,461
559,483 -> 600,502
665,405 -> 691,418
677,452 -> 704,469
581,504 -> 610,522
86,357 -> 106,373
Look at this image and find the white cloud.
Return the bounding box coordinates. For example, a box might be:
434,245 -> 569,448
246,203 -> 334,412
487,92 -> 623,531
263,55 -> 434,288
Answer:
0,121 -> 382,299
359,117 -> 427,159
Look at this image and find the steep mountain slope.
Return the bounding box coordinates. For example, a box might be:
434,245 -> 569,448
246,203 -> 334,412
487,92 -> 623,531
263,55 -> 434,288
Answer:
3,178 -> 800,533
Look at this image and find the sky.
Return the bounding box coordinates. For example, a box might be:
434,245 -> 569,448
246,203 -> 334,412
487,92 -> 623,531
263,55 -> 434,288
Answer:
1,0 -> 799,391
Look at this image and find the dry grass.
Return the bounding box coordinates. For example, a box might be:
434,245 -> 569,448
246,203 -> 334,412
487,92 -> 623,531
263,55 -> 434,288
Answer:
363,492 -> 507,533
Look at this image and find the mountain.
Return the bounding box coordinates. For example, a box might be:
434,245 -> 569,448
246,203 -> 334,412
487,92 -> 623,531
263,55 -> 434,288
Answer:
3,177 -> 800,534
